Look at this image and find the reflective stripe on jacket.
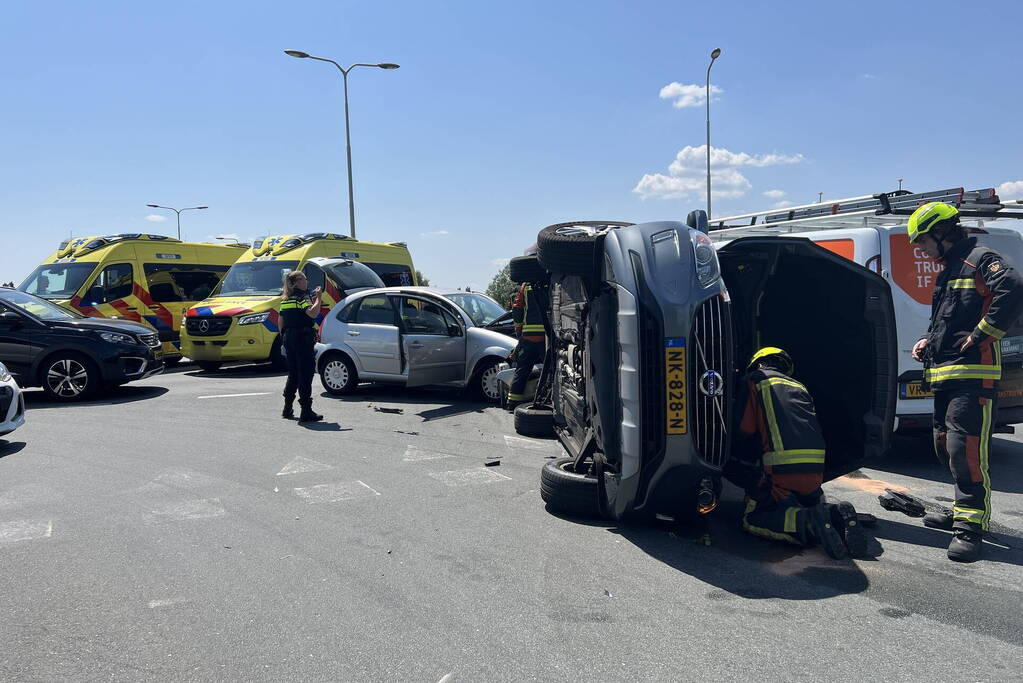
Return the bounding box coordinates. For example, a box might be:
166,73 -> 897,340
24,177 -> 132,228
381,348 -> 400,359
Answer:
279,295 -> 314,331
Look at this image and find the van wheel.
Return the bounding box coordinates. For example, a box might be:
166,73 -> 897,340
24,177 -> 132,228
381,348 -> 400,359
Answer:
537,223 -> 613,276
514,404 -> 554,437
320,353 -> 357,395
509,255 -> 547,284
471,358 -> 502,402
196,361 -> 222,372
269,338 -> 286,369
540,458 -> 603,518
40,353 -> 100,401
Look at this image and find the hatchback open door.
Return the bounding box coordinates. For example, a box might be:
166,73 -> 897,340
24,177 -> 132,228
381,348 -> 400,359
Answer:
717,236 -> 897,479
392,295 -> 467,388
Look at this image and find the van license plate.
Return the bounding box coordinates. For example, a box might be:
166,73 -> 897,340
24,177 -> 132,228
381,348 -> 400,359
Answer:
665,337 -> 687,434
900,381 -> 933,399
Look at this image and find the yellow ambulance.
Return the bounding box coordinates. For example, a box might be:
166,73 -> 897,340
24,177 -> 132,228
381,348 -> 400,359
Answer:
180,233 -> 416,371
19,234 -> 247,363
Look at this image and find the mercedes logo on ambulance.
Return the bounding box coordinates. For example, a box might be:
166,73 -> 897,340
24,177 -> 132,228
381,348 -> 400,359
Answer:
698,370 -> 724,397
197,319 -> 210,333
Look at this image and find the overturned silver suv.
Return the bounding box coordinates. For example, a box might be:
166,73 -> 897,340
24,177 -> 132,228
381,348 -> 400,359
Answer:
520,213 -> 898,521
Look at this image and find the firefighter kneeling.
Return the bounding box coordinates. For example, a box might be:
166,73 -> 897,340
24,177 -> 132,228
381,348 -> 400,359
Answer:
723,347 -> 865,559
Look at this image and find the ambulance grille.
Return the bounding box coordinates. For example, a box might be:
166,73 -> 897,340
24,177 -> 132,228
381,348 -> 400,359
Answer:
186,316 -> 232,336
689,295 -> 732,469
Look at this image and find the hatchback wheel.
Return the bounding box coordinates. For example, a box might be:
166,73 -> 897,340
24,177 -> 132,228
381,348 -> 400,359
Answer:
473,358 -> 502,402
41,354 -> 99,401
320,354 -> 357,395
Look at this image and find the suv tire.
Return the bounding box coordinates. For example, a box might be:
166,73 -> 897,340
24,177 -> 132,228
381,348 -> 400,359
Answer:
509,255 -> 547,284
540,457 -> 603,518
514,404 -> 554,437
537,223 -> 605,276
40,353 -> 100,401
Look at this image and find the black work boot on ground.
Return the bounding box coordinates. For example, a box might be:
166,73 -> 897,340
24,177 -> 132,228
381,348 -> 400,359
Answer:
923,510 -> 954,531
807,503 -> 848,560
830,502 -> 868,558
298,408 -> 323,423
282,404 -> 295,419
948,530 -> 983,563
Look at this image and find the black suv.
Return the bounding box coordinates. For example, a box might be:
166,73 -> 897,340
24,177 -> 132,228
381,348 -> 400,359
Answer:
0,289 -> 164,401
525,215 -> 897,521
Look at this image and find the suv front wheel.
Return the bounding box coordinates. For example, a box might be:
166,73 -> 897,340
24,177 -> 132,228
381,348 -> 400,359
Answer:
40,353 -> 100,401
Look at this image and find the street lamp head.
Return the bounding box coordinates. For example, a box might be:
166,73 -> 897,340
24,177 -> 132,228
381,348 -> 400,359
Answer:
377,63 -> 400,70
197,206 -> 209,210
285,50 -> 310,58
146,204 -> 159,208
710,48 -> 722,60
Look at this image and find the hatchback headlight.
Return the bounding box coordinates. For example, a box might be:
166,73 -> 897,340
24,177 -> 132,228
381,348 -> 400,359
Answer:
238,312 -> 270,326
0,362 -> 10,382
99,331 -> 135,345
690,230 -> 721,288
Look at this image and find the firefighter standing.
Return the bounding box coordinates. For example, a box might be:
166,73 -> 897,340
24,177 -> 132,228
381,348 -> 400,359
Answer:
909,202 -> 1023,562
279,270 -> 323,424
507,282 -> 546,409
724,347 -> 865,559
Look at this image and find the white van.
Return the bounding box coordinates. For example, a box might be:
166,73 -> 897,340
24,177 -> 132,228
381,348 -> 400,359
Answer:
711,187 -> 1023,433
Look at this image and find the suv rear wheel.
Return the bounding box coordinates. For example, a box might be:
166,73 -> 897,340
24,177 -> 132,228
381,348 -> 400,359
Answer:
537,222 -> 631,275
509,255 -> 547,284
540,458 -> 603,518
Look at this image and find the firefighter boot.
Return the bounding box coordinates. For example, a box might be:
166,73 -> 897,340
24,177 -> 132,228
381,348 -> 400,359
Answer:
830,502 -> 868,558
807,503 -> 848,560
923,510 -> 954,531
947,530 -> 983,563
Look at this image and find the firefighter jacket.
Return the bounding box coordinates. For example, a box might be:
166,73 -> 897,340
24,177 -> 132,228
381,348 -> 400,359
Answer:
923,237 -> 1023,391
512,284 -> 545,342
738,369 -> 826,500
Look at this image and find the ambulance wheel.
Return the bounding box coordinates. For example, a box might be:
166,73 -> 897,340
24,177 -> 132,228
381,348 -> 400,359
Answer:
196,361 -> 222,372
40,353 -> 100,402
320,353 -> 357,395
537,223 -> 613,276
268,338 -> 286,370
540,458 -> 603,518
509,255 -> 547,284
514,404 -> 554,437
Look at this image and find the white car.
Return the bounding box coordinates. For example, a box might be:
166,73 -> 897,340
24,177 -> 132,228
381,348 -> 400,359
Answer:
0,362 -> 25,437
315,287 -> 517,401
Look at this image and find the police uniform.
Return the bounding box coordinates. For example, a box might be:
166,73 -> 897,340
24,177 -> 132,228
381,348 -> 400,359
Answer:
508,283 -> 545,404
922,236 -> 1023,534
279,290 -> 318,418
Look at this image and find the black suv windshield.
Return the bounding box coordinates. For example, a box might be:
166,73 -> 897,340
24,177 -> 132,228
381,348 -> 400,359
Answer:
445,293 -> 507,326
1,290 -> 80,321
19,263 -> 98,299
215,261 -> 299,297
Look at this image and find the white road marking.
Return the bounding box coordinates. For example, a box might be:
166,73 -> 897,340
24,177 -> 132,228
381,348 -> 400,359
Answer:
0,519 -> 53,546
150,498 -> 226,520
504,434 -> 551,451
429,467 -> 512,487
277,456 -> 334,476
294,480 -> 381,504
197,392 -> 272,399
148,599 -> 176,609
437,674 -> 455,683
403,445 -> 454,462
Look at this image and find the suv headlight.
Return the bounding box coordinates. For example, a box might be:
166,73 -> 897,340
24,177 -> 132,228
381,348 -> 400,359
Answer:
99,331 -> 136,345
690,230 -> 721,288
238,312 -> 270,326
0,362 -> 10,382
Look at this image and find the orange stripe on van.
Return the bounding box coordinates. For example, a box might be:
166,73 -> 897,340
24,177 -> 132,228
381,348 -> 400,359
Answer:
816,239 -> 855,261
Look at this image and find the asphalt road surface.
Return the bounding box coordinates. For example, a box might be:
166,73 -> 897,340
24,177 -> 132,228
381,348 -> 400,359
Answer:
2,363 -> 1022,681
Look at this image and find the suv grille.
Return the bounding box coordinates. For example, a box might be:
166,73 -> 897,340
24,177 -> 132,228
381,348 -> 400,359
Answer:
138,333 -> 160,348
689,295 -> 732,468
186,316 -> 232,336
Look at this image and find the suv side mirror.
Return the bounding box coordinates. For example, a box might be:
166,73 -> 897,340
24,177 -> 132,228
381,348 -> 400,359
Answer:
686,209 -> 709,233
0,311 -> 23,328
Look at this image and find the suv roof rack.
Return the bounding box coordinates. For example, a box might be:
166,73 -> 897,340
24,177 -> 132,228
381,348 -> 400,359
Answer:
708,187 -> 1023,239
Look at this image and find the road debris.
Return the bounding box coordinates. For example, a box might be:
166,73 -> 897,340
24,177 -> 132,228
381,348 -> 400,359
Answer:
395,430 -> 420,436
375,407 -> 404,415
878,489 -> 926,517
484,459 -> 501,467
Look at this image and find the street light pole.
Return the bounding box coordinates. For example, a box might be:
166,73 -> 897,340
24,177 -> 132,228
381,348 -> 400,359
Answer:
706,48 -> 722,220
285,50 -> 400,240
146,204 -> 208,240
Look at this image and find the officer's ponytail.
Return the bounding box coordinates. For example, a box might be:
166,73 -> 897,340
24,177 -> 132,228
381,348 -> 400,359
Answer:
282,270 -> 304,299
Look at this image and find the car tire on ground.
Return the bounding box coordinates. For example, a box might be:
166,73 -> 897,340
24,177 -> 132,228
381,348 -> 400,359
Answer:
196,361 -> 223,372
39,353 -> 101,402
540,457 -> 603,518
320,353 -> 358,395
537,223 -> 607,276
514,403 -> 554,437
268,337 -> 286,370
471,357 -> 503,402
508,255 -> 547,284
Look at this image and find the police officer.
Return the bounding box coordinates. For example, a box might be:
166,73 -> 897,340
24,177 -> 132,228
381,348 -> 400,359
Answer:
908,202 -> 1023,562
724,347 -> 865,559
507,282 -> 546,409
280,270 -> 323,424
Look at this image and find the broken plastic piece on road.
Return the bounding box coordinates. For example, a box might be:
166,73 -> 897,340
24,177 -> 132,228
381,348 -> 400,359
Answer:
878,489 -> 926,517
395,430 -> 420,436
375,407 -> 404,414
484,460 -> 501,467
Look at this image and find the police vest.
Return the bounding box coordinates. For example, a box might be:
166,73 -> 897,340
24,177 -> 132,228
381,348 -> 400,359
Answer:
748,369 -> 826,474
280,295 -> 314,331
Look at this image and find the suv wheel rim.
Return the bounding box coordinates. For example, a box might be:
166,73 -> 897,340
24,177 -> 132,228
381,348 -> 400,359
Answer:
47,359 -> 88,397
324,359 -> 350,390
556,225 -> 605,237
480,364 -> 501,400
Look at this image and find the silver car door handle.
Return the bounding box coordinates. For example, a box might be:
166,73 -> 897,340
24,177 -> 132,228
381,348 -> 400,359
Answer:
347,331 -> 360,336
409,341 -> 423,347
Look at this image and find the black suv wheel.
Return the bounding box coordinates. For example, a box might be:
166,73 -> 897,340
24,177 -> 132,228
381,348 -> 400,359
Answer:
540,458 -> 603,518
40,353 -> 100,401
537,221 -> 631,275
509,255 -> 547,284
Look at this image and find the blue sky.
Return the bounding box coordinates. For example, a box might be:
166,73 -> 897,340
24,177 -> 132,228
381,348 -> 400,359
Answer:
3,0 -> 1021,290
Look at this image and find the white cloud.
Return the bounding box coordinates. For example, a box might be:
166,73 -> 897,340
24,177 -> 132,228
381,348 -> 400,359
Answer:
633,145 -> 804,200
997,180 -> 1023,198
420,230 -> 449,237
659,82 -> 722,109
763,189 -> 786,199
491,257 -> 511,268
859,73 -> 878,80
145,214 -> 167,222
771,200 -> 794,209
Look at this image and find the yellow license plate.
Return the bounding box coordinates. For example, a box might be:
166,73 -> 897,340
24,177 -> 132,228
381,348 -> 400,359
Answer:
665,338 -> 687,434
900,381 -> 933,399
